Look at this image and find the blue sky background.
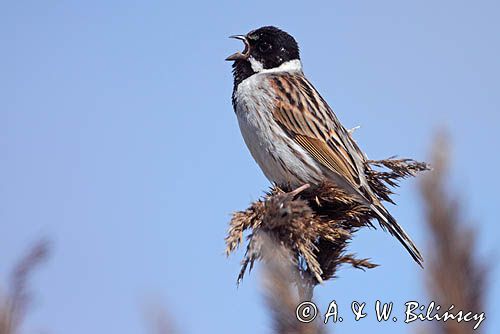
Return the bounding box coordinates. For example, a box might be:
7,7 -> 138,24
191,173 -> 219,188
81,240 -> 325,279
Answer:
1,1 -> 499,333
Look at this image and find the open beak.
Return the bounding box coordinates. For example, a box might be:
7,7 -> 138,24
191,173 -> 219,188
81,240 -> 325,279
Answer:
225,35 -> 250,61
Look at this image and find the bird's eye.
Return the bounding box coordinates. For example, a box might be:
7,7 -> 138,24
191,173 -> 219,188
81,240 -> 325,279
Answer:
258,42 -> 272,53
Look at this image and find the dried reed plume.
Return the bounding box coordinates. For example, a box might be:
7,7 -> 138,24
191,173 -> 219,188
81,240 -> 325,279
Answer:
419,134 -> 488,334
0,239 -> 50,334
226,157 -> 429,296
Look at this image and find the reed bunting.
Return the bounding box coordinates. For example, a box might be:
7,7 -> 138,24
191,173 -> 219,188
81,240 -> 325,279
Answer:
226,26 -> 423,266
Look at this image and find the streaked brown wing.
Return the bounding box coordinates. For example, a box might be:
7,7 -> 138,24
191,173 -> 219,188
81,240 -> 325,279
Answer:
268,73 -> 425,266
269,73 -> 365,192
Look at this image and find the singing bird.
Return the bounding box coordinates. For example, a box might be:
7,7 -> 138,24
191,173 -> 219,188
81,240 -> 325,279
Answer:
226,26 -> 423,266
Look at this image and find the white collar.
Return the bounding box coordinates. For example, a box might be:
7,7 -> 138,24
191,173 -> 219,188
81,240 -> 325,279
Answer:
248,58 -> 302,74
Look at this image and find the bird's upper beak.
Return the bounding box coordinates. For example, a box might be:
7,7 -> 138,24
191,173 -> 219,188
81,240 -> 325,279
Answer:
225,35 -> 250,61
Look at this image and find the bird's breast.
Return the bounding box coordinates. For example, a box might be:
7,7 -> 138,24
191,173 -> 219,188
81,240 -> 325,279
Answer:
233,73 -> 322,187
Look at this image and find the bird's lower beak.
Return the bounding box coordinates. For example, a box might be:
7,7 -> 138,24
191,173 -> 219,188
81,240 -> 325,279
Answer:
225,35 -> 250,61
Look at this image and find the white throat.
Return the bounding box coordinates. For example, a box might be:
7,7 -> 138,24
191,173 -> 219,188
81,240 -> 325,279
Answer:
248,58 -> 302,74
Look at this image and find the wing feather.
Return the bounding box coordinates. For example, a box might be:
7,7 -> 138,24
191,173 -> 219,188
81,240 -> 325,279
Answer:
270,74 -> 364,192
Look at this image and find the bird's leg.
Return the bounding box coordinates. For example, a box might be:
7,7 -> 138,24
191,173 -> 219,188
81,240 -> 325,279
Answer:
288,183 -> 310,197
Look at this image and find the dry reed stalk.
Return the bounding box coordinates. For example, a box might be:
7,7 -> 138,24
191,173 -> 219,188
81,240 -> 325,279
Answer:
419,134 -> 488,334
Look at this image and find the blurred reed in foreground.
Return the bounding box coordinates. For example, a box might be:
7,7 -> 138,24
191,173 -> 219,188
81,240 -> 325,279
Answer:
419,134 -> 488,334
143,302 -> 178,334
260,234 -> 326,334
0,239 -> 50,334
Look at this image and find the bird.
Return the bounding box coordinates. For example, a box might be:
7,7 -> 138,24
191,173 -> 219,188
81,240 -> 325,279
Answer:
226,26 -> 423,266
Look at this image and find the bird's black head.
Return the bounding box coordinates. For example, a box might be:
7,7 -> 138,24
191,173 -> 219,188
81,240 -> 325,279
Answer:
226,26 -> 300,86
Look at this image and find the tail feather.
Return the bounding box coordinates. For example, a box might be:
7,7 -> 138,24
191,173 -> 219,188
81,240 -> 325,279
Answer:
370,204 -> 424,267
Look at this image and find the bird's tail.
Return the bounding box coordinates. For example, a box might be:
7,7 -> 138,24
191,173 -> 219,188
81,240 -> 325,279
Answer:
370,203 -> 424,267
